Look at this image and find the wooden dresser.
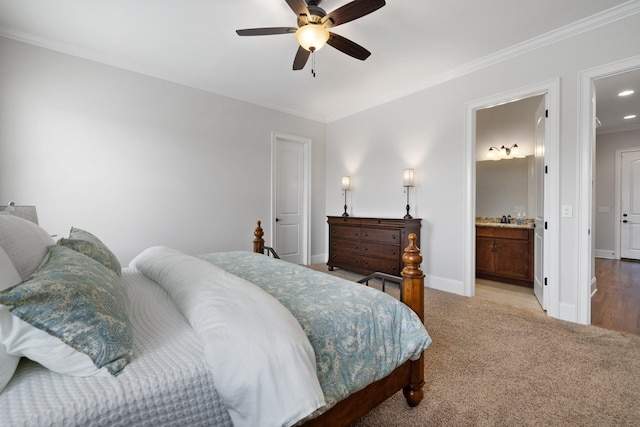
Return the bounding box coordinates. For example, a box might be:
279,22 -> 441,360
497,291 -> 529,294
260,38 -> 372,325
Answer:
327,216 -> 421,276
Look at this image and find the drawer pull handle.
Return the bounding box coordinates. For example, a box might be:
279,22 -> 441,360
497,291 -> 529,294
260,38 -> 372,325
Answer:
391,250 -> 396,255
392,234 -> 397,240
364,232 -> 368,237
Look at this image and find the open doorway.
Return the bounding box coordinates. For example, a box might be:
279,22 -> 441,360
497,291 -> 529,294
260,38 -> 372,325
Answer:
475,95 -> 545,311
588,67 -> 640,333
464,79 -> 560,319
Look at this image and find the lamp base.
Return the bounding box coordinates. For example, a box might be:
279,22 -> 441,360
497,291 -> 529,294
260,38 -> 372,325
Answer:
404,204 -> 412,219
342,204 -> 349,217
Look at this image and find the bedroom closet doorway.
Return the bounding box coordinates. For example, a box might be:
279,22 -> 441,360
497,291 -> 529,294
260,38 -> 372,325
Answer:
271,132 -> 311,265
465,79 -> 560,318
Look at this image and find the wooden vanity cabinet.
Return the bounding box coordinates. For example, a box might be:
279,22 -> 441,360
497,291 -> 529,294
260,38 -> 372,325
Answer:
327,216 -> 421,276
476,226 -> 533,287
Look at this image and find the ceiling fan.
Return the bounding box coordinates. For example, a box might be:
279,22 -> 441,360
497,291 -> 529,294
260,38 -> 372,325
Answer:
236,0 -> 386,72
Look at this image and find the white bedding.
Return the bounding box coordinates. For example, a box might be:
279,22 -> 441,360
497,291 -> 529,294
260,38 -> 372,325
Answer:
131,246 -> 326,427
0,267 -> 232,426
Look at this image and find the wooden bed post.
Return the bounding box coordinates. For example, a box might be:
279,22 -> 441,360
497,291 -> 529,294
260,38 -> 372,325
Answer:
401,233 -> 425,406
253,221 -> 265,254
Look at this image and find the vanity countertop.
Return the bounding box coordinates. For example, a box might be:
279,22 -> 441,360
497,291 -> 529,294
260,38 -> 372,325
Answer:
475,217 -> 534,229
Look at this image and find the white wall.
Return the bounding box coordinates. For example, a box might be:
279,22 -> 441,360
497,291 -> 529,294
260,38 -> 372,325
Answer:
595,129 -> 640,258
0,37 -> 326,264
475,95 -> 543,160
326,11 -> 640,320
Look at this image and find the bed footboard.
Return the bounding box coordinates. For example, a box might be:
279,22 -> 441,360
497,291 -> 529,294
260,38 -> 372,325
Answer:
251,221 -> 426,425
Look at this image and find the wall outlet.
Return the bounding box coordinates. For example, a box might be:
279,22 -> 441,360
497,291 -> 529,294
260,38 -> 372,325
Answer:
598,206 -> 610,213
561,205 -> 573,218
514,206 -> 525,213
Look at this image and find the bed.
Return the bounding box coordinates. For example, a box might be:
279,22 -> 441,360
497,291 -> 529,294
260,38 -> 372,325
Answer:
0,213 -> 431,426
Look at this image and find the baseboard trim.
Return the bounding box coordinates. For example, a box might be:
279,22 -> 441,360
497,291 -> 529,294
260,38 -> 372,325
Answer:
595,249 -> 616,259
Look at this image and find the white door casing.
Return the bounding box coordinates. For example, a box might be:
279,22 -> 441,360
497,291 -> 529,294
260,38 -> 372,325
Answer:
619,150 -> 640,260
272,132 -> 311,265
533,97 -> 548,310
578,56 -> 640,325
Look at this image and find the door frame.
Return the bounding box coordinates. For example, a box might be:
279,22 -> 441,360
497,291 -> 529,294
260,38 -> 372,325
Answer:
271,131 -> 311,265
464,78 -> 560,318
578,55 -> 640,325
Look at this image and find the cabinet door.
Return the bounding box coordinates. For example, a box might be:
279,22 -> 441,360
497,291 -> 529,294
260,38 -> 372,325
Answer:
494,238 -> 530,280
476,237 -> 495,274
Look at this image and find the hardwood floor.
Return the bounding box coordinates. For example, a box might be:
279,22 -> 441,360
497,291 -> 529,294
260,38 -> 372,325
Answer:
592,258 -> 640,336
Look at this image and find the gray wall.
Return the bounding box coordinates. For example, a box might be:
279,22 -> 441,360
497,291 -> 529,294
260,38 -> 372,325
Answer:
326,11 -> 640,321
0,37 -> 327,264
595,128 -> 640,258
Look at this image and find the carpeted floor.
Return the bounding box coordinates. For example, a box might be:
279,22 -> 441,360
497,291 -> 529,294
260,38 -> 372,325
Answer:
309,265 -> 640,426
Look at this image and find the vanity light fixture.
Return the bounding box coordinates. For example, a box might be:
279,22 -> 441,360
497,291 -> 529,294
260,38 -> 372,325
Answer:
403,169 -> 414,219
624,114 -> 637,120
341,176 -> 351,217
487,144 -> 519,159
619,90 -> 635,97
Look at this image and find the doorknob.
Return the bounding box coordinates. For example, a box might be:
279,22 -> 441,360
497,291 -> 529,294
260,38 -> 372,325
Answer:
276,218 -> 280,222
623,213 -> 628,217
623,220 -> 629,223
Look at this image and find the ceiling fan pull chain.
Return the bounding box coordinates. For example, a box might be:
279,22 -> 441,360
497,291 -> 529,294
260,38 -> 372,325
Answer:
311,50 -> 316,78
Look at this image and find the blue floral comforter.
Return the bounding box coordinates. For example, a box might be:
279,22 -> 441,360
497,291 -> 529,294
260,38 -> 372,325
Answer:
200,251 -> 432,412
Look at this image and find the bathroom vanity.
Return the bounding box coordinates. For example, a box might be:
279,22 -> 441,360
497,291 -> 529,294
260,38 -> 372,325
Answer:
475,223 -> 534,287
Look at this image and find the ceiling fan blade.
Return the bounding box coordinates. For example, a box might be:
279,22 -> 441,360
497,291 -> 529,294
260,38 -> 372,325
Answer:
322,0 -> 385,28
293,46 -> 311,70
327,32 -> 371,60
236,27 -> 297,36
285,0 -> 310,18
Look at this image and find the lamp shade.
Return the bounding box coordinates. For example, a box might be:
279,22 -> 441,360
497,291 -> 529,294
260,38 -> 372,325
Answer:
341,176 -> 351,191
295,24 -> 330,52
403,169 -> 414,187
0,205 -> 39,224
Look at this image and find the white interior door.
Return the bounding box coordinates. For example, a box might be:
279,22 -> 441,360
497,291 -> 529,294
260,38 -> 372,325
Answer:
533,97 -> 547,310
620,150 -> 640,260
273,133 -> 310,264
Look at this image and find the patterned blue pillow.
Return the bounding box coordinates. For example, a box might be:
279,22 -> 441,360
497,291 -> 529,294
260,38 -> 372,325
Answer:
0,245 -> 132,375
58,227 -> 121,275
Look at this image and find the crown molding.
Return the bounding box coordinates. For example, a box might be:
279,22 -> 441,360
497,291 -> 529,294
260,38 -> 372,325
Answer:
326,0 -> 640,122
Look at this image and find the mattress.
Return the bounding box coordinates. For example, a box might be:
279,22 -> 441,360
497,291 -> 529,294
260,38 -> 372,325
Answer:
0,268 -> 233,427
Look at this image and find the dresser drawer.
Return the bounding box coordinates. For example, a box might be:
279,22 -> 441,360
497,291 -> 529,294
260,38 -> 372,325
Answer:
330,237 -> 362,255
361,242 -> 400,261
361,227 -> 401,243
359,256 -> 402,276
329,253 -> 401,276
330,225 -> 362,240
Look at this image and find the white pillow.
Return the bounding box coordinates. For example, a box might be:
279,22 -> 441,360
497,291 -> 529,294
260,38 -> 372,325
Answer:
0,213 -> 54,281
0,247 -> 21,291
0,305 -> 110,377
0,247 -> 22,392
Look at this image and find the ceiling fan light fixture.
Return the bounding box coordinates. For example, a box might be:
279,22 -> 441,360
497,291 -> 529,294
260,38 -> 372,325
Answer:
296,24 -> 330,52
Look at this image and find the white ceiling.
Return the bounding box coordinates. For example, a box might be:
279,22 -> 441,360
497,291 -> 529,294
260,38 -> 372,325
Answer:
0,0 -> 638,125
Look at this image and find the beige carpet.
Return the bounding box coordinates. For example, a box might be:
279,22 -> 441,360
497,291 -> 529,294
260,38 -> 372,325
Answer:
309,265 -> 640,426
